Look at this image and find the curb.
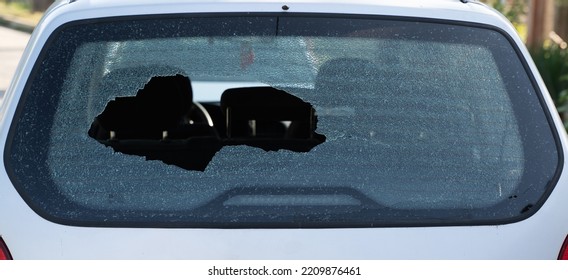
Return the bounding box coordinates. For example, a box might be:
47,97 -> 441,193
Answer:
0,14 -> 36,33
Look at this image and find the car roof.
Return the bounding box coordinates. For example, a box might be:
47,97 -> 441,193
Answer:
59,0 -> 489,13
46,0 -> 504,27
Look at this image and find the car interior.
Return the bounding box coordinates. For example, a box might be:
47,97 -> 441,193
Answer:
88,74 -> 326,171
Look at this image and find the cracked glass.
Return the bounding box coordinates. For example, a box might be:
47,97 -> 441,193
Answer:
6,15 -> 559,227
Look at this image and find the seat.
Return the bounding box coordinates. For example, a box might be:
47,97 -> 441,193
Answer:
89,74 -> 207,140
220,86 -> 325,152
220,87 -> 315,139
315,57 -> 380,105
88,73 -> 221,171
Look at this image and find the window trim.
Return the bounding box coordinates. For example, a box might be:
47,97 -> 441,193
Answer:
4,12 -> 563,229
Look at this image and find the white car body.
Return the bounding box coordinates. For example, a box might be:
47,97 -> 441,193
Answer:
1,0 -> 567,259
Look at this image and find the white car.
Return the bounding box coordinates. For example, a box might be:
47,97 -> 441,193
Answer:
1,0 -> 567,259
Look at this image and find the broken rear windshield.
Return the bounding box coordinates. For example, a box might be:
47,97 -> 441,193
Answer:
5,15 -> 560,228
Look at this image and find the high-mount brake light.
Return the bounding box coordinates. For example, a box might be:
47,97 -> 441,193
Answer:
0,237 -> 13,260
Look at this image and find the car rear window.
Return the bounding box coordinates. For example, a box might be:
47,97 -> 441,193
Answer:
5,15 -> 560,227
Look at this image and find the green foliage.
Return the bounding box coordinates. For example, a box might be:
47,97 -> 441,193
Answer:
6,0 -> 31,11
530,45 -> 568,128
483,0 -> 527,25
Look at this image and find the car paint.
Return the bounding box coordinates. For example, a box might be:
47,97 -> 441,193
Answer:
0,0 -> 566,259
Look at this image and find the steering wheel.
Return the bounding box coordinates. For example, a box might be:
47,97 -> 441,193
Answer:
188,102 -> 214,127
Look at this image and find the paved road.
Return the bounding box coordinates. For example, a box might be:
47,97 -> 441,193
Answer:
0,26 -> 30,96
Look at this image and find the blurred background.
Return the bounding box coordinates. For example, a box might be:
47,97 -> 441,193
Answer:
484,0 -> 568,129
1,0 -> 568,126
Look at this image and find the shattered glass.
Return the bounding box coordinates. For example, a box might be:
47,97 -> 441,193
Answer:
7,16 -> 559,227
